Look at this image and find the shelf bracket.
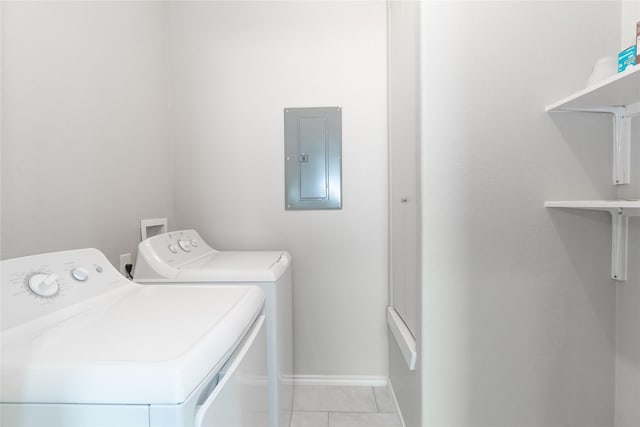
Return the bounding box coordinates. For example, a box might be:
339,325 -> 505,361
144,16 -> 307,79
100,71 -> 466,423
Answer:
607,206 -> 640,281
608,208 -> 629,281
558,102 -> 640,185
546,201 -> 640,282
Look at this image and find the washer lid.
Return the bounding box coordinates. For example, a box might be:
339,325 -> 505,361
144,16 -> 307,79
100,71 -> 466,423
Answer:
1,284 -> 264,405
175,251 -> 291,282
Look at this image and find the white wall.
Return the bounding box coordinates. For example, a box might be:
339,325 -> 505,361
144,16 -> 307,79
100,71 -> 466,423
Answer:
616,3 -> 640,426
168,1 -> 389,378
616,218 -> 640,427
421,2 -> 621,425
1,2 -> 174,266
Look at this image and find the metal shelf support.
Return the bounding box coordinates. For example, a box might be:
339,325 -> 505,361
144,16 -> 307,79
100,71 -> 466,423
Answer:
545,201 -> 640,281
553,102 -> 639,185
610,208 -> 629,281
609,206 -> 640,281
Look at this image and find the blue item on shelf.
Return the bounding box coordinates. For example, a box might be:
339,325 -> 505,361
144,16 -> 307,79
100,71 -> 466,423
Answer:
618,45 -> 637,72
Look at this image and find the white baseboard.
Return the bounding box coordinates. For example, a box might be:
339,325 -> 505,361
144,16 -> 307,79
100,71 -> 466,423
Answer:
292,375 -> 388,387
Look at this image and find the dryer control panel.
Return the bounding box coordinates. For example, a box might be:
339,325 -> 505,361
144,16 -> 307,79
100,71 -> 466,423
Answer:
1,248 -> 128,331
134,229 -> 292,282
152,229 -> 213,260
134,229 -> 217,279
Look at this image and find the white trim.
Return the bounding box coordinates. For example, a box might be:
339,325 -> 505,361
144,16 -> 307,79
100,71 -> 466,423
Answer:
387,307 -> 417,371
387,380 -> 407,427
292,375 -> 388,387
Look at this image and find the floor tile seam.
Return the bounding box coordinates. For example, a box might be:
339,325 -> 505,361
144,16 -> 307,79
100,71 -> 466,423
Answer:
293,409 -> 381,413
293,408 -> 395,413
326,410 -> 396,414
371,385 -> 381,412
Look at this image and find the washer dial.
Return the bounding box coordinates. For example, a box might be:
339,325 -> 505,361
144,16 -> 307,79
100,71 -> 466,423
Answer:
28,273 -> 60,297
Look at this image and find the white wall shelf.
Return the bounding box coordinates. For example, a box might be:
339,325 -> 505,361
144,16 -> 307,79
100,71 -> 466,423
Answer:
546,65 -> 640,185
545,65 -> 639,282
544,200 -> 640,211
545,65 -> 640,112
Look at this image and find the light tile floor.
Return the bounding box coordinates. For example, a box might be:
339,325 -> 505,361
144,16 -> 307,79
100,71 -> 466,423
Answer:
290,385 -> 402,427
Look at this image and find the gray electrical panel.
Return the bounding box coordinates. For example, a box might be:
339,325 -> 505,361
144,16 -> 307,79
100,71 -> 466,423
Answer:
284,107 -> 342,210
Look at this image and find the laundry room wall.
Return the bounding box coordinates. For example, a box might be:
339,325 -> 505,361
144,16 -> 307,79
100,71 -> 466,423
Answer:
616,219 -> 640,426
615,3 -> 640,425
168,1 -> 389,379
1,2 -> 174,266
420,1 -> 623,426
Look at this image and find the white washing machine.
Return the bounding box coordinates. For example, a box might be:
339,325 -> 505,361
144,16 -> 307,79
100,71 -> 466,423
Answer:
1,248 -> 268,427
133,230 -> 293,427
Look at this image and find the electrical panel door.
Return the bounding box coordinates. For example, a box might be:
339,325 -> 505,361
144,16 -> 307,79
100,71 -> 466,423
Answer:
284,107 -> 342,210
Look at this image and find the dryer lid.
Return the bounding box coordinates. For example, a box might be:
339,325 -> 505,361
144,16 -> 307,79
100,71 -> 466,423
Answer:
1,284 -> 264,405
176,251 -> 291,282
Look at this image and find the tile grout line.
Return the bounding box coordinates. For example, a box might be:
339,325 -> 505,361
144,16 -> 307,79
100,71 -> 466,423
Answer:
372,386 -> 381,412
326,411 -> 403,427
294,409 -> 381,413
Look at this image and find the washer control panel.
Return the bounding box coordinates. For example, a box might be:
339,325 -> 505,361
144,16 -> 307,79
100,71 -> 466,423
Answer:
177,239 -> 191,252
1,248 -> 128,331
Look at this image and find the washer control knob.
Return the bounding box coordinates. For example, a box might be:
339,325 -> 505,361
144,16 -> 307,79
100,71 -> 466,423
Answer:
178,239 -> 191,252
168,244 -> 178,254
28,273 -> 60,297
71,267 -> 89,282
190,239 -> 198,247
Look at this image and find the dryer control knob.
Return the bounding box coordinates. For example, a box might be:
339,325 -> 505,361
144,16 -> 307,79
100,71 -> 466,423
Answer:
168,244 -> 178,254
71,267 -> 89,282
178,239 -> 191,252
28,273 -> 60,297
190,239 -> 198,247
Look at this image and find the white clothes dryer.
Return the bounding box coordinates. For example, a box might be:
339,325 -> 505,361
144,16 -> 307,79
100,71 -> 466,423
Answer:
133,230 -> 293,427
1,248 -> 267,427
